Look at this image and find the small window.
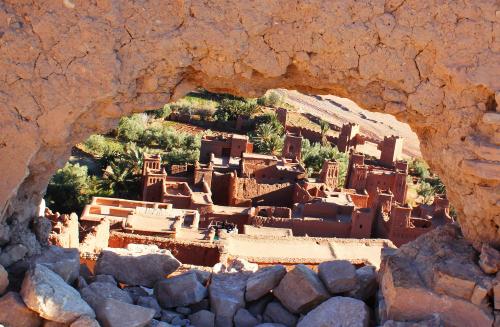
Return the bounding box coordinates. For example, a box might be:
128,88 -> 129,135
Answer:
359,224 -> 363,229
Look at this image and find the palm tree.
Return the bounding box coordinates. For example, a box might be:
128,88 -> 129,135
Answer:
253,123 -> 284,155
319,119 -> 330,145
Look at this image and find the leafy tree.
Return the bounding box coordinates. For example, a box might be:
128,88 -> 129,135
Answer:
301,140 -> 348,185
150,104 -> 172,119
425,176 -> 446,195
257,91 -> 285,108
45,163 -> 108,214
319,119 -> 330,145
83,134 -> 123,157
417,181 -> 435,204
117,114 -> 148,142
251,118 -> 285,155
214,99 -> 258,121
253,113 -> 284,135
409,158 -> 430,179
100,143 -> 146,198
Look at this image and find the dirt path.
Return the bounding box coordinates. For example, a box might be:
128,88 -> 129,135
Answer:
280,90 -> 421,158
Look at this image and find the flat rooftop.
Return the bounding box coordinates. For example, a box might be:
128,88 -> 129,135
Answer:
224,234 -> 394,268
242,152 -> 278,160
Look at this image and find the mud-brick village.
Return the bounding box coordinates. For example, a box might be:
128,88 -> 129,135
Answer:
0,1 -> 499,327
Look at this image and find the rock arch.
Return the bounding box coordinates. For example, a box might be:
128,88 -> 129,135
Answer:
0,0 -> 498,248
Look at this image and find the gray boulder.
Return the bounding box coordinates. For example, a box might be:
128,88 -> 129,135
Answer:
255,324 -> 287,327
0,264 -> 8,295
247,294 -> 274,317
33,246 -> 80,284
263,302 -> 298,327
0,292 -> 42,327
190,298 -> 210,313
138,296 -> 162,318
189,309 -> 215,327
125,286 -> 150,303
0,244 -> 28,267
346,266 -> 378,301
95,245 -> 181,287
176,306 -> 192,315
21,264 -> 95,323
297,296 -> 370,327
318,260 -> 357,294
171,316 -> 190,326
86,282 -> 134,305
70,316 -> 101,327
246,265 -> 286,302
234,308 -> 260,327
273,264 -> 329,314
155,271 -> 207,308
149,319 -> 173,327
209,273 -> 249,327
161,309 -> 184,323
76,276 -> 88,290
95,298 -> 155,327
93,274 -> 117,285
0,223 -> 10,246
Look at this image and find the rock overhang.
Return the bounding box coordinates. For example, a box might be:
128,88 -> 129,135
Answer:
0,0 -> 498,250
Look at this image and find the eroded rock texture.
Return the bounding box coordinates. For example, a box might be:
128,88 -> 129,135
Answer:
0,0 -> 498,246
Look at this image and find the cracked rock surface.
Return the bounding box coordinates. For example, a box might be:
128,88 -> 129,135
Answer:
0,0 -> 498,247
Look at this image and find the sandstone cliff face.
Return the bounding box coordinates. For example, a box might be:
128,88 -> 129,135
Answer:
0,0 -> 498,246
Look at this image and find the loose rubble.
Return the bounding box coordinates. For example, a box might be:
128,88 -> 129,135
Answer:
0,226 -> 497,327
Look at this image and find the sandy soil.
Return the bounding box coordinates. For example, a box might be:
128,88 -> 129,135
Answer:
279,90 -> 422,159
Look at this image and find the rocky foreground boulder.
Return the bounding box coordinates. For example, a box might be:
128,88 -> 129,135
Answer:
210,272 -> 249,327
297,296 -> 370,327
155,271 -> 207,308
0,292 -> 42,327
273,264 -> 330,314
95,244 -> 181,287
380,224 -> 495,327
3,233 -> 498,326
33,245 -> 80,284
20,264 -> 95,323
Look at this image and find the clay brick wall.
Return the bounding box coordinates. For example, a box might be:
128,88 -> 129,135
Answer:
285,126 -> 338,146
378,135 -> 404,167
255,206 -> 292,218
210,172 -> 233,205
345,190 -> 369,208
108,232 -> 220,266
200,138 -> 227,163
248,216 -> 351,237
142,174 -> 166,202
292,183 -> 314,204
231,177 -> 295,207
293,219 -> 352,237
350,208 -> 374,238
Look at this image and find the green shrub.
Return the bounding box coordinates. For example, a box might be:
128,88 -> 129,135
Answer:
250,117 -> 285,155
83,134 -> 123,157
151,104 -> 172,119
253,113 -> 284,135
417,181 -> 435,204
301,140 -> 348,185
117,114 -> 148,142
214,99 -> 258,121
45,163 -> 107,214
409,158 -> 429,179
257,91 -> 285,107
